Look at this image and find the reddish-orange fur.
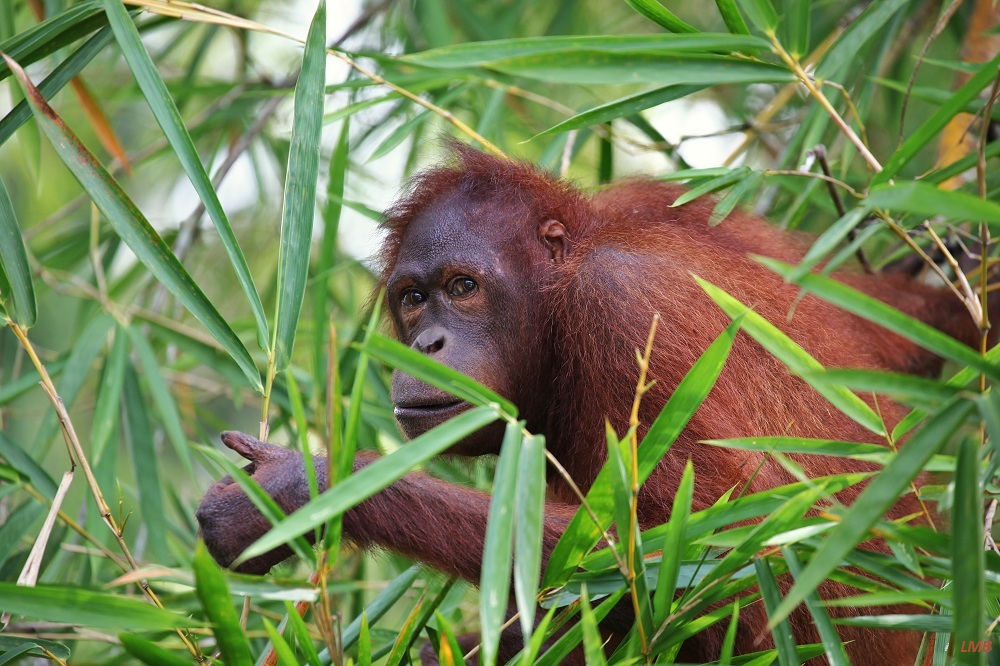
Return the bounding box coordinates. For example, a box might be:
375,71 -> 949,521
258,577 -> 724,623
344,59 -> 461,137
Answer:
377,147 -> 975,663
201,146 -> 979,664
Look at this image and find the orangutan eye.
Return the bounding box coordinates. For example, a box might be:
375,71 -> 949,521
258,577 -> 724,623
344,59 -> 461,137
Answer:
401,289 -> 427,308
449,277 -> 478,298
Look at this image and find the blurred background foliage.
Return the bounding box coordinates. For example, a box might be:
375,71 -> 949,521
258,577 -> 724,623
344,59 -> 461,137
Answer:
1,0 -> 1000,663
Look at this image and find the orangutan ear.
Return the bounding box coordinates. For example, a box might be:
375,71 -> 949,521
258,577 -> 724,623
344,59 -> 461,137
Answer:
539,219 -> 569,262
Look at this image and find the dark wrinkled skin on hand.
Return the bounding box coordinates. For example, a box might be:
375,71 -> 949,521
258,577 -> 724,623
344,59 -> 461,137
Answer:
195,431 -> 371,574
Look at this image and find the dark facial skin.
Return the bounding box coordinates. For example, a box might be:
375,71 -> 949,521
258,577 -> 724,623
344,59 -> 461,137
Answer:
385,194 -> 565,454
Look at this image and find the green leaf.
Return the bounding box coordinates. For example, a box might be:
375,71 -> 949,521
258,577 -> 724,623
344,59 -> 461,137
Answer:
771,398 -> 974,628
873,51 -> 1000,185
799,369 -> 960,410
123,363 -> 169,562
754,558 -> 798,665
488,51 -> 793,86
671,167 -> 751,207
624,0 -> 698,33
0,174 -> 35,327
198,445 -> 316,567
782,548 -> 850,666
787,208 -> 868,281
362,333 -> 516,416
783,0 -> 810,57
237,407 -> 499,563
653,460 -> 693,625
193,542 -> 253,665
283,601 -> 322,666
533,85 -> 705,138
759,258 -> 1000,384
0,636 -> 69,661
261,619 -> 299,666
815,0 -> 909,80
341,566 -> 421,650
101,0 -> 268,350
118,634 -> 191,666
2,54 -> 262,391
578,588 -> 608,665
697,276 -> 884,434
866,180 -> 1000,229
90,326 -> 128,463
0,1 -> 106,80
953,437 -> 986,666
480,422 -> 522,666
273,0 -> 326,371
736,0 -> 778,32
404,34 -> 769,68
0,583 -> 195,629
544,319 -> 738,587
714,0 -> 750,35
127,328 -> 193,477
514,433 -> 546,643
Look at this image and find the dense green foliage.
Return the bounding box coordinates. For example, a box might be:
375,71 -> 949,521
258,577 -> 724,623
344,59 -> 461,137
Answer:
0,0 -> 999,663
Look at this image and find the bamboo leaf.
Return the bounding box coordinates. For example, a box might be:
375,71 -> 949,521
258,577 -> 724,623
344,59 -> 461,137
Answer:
480,421 -> 522,666
0,174 -> 35,327
341,566 -> 421,650
771,398 -> 974,628
697,276 -> 885,434
754,557 -> 798,665
759,257 -> 1000,384
714,0 -> 750,35
514,433 -> 546,643
489,51 -> 793,86
273,0 -> 326,371
101,0 -> 269,349
533,85 -> 705,138
237,407 -> 499,562
815,0 -> 909,80
405,34 -> 769,68
362,332 -> 516,416
624,0 -> 698,33
866,180 -> 1000,229
952,437 -> 986,666
192,543 -> 253,664
118,634 -> 191,666
873,51 -> 1000,185
736,0 -> 778,32
2,54 -> 262,391
0,583 -> 195,629
782,548 -> 850,665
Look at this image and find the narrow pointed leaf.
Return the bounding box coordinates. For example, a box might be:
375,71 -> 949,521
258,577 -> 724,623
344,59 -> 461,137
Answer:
544,319 -> 738,587
866,180 -> 1000,229
772,398 -> 974,628
0,582 -> 195,629
480,422 -> 522,664
760,257 -> 1000,384
404,34 -> 769,68
101,0 -> 269,349
953,438 -> 986,666
872,51 -> 1000,185
2,54 -> 262,391
273,0 -> 326,370
534,85 -> 705,138
514,433 -> 546,642
237,407 -> 498,562
0,174 -> 35,326
624,0 -> 698,33
697,276 -> 884,434
193,543 -> 253,664
363,332 -> 516,415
